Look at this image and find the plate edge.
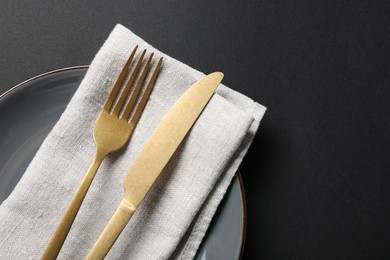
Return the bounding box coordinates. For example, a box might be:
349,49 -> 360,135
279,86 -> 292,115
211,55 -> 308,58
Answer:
0,65 -> 89,99
237,172 -> 247,260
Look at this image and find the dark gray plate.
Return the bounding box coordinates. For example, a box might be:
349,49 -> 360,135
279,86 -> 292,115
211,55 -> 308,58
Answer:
0,67 -> 246,259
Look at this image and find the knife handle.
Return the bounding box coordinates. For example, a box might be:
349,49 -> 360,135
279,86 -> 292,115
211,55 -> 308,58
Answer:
86,198 -> 135,260
42,152 -> 105,260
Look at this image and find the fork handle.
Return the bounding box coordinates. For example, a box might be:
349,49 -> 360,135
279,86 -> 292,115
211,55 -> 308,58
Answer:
41,152 -> 105,260
86,198 -> 135,260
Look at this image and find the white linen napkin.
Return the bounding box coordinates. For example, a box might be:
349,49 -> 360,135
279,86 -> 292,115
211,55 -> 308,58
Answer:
0,24 -> 266,259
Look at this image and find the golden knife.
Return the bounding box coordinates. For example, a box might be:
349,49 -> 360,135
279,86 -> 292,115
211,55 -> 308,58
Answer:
86,72 -> 224,259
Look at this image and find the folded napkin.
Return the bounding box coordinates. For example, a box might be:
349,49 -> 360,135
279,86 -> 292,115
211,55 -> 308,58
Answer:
0,24 -> 266,259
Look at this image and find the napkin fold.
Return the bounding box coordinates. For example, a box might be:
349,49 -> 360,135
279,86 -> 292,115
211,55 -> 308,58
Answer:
0,24 -> 266,259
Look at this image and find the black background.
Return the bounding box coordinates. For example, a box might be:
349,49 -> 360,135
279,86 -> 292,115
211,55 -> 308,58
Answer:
1,1 -> 390,259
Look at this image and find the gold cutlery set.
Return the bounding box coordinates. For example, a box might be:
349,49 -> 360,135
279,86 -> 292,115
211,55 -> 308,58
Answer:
41,46 -> 224,259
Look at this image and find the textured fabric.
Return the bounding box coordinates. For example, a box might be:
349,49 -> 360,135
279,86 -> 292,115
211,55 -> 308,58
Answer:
0,24 -> 266,259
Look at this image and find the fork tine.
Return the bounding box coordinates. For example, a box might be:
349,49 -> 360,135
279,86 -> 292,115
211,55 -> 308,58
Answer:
112,49 -> 147,116
128,57 -> 163,123
104,46 -> 138,111
121,52 -> 154,120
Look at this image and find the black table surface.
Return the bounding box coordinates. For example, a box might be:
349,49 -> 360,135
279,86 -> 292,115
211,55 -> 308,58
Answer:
1,1 -> 390,259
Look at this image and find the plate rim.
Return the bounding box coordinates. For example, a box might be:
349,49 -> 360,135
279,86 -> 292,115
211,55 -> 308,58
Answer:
0,66 -> 247,259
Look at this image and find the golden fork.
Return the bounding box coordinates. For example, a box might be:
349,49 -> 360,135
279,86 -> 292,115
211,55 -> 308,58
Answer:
41,46 -> 163,260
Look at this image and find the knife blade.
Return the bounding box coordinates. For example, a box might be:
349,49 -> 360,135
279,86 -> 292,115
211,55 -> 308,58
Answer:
86,72 -> 224,259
